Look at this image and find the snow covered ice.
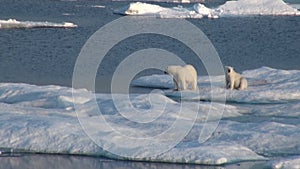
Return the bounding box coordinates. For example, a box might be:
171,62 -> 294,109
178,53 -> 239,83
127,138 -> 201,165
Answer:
133,67 -> 300,103
272,156 -> 300,169
114,0 -> 300,18
0,19 -> 77,29
1,67 -> 300,168
217,0 -> 300,16
113,2 -> 204,18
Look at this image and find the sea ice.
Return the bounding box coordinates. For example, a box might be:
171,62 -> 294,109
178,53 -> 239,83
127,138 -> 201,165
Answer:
133,67 -> 300,103
217,0 -> 300,16
0,82 -> 262,164
114,0 -> 300,18
0,19 -> 77,29
272,156 -> 300,169
113,2 -> 203,18
0,67 -> 300,165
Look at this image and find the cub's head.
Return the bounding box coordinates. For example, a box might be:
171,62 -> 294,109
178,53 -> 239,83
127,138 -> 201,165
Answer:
225,66 -> 234,75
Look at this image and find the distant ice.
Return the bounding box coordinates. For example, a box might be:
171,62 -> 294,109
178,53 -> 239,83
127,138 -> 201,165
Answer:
62,13 -> 75,16
114,2 -> 204,18
217,0 -> 300,16
91,5 -> 106,8
0,19 -> 77,29
114,0 -> 300,18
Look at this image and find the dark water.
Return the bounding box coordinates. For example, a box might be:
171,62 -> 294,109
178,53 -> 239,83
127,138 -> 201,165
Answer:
0,0 -> 299,93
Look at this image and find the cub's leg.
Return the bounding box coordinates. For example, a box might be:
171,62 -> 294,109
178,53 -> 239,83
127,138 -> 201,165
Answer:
238,77 -> 248,90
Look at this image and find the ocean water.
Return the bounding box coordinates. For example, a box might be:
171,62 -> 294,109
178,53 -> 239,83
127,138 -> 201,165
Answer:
0,0 -> 300,168
1,0 -> 299,92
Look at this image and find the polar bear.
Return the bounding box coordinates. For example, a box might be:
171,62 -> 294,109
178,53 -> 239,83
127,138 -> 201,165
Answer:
165,65 -> 197,91
225,66 -> 248,90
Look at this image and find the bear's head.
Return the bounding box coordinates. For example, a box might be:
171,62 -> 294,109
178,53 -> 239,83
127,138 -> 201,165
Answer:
165,65 -> 180,75
225,66 -> 234,74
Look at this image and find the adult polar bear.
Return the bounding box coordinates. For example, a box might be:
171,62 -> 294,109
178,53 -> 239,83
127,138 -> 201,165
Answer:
165,65 -> 198,91
225,66 -> 248,90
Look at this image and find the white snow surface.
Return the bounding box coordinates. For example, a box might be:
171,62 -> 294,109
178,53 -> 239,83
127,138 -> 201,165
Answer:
1,67 -> 300,167
114,0 -> 300,18
272,156 -> 300,169
114,2 -> 204,18
0,19 -> 77,29
217,0 -> 300,16
132,67 -> 300,103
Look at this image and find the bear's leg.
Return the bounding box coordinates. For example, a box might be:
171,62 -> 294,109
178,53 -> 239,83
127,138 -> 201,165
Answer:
226,77 -> 230,89
173,79 -> 179,91
192,80 -> 197,90
181,80 -> 187,90
229,79 -> 235,90
238,78 -> 248,90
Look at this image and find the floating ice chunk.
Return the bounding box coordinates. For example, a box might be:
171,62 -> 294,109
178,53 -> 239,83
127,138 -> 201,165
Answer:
1,66 -> 300,164
114,0 -> 300,18
114,2 -> 165,15
113,2 -> 203,18
1,80 -> 300,164
193,3 -> 218,18
91,5 -> 106,8
217,0 -> 300,16
0,82 -> 266,164
63,22 -> 76,27
0,18 -> 77,29
62,13 -> 75,16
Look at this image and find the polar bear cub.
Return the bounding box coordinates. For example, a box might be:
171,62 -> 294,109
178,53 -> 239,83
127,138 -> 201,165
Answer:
165,65 -> 197,91
225,66 -> 248,90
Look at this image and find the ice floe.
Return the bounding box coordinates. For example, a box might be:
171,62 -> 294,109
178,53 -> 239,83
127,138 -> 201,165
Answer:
217,0 -> 300,16
0,67 -> 300,166
114,0 -> 300,18
114,2 -> 204,18
0,19 -> 77,29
